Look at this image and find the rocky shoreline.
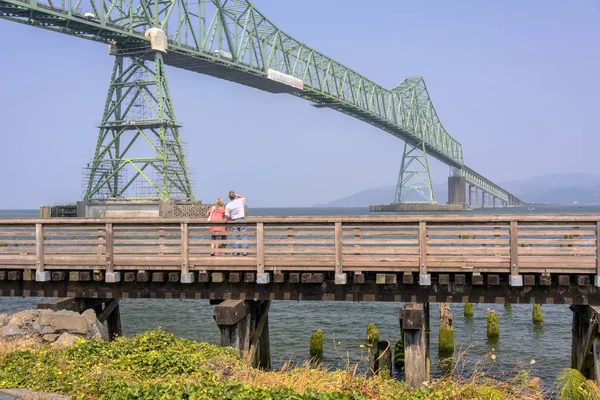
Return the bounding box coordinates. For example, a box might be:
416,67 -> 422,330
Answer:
0,309 -> 107,347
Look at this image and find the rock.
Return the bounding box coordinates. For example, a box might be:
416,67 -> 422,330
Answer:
42,333 -> 60,342
0,313 -> 8,327
39,311 -> 89,335
82,309 -> 96,323
0,324 -> 24,340
0,388 -> 70,400
52,332 -> 79,348
87,319 -> 107,341
39,325 -> 55,335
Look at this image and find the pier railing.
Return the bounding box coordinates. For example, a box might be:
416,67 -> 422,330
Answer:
0,215 -> 599,280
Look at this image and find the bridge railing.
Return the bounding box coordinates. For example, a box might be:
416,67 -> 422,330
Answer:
0,216 -> 598,280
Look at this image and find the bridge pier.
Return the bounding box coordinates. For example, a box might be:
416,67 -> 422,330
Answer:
571,305 -> 600,384
468,184 -> 478,208
448,176 -> 467,205
213,299 -> 271,369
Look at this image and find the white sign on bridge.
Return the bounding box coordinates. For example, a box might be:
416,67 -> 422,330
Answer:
267,69 -> 304,90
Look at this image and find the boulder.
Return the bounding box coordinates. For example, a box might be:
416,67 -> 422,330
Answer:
0,324 -> 24,340
39,311 -> 89,335
0,308 -> 107,344
52,332 -> 79,348
42,333 -> 60,342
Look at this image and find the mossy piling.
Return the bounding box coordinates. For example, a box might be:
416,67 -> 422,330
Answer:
487,309 -> 499,338
464,302 -> 474,317
309,329 -> 323,360
532,304 -> 543,324
438,303 -> 454,355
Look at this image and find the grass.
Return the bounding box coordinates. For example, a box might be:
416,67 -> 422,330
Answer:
0,329 -> 546,399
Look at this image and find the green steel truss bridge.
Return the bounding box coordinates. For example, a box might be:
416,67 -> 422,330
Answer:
0,0 -> 523,206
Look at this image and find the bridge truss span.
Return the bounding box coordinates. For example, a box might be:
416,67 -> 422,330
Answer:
0,0 -> 522,204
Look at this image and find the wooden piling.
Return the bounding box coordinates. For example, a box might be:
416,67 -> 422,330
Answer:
571,305 -> 600,384
366,323 -> 379,372
532,304 -> 543,323
438,303 -> 454,354
487,309 -> 499,339
394,339 -> 404,369
464,303 -> 474,317
213,299 -> 271,370
402,303 -> 429,387
310,329 -> 323,360
376,340 -> 392,377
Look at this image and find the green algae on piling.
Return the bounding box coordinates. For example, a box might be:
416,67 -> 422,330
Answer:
309,329 -> 323,360
487,309 -> 499,338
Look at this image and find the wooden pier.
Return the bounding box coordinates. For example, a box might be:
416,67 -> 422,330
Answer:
2,214 -> 600,386
0,214 -> 599,302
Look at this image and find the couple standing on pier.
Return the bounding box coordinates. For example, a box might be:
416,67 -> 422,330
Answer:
205,191 -> 247,256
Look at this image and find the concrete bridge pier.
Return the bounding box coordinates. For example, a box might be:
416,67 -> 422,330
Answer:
213,299 -> 271,369
448,176 -> 467,205
571,305 -> 600,384
468,184 -> 478,208
400,303 -> 430,387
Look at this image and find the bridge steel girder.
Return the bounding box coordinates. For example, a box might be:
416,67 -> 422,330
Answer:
0,0 -> 521,204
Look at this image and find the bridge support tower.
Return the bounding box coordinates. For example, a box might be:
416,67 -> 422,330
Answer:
83,42 -> 194,201
395,142 -> 435,204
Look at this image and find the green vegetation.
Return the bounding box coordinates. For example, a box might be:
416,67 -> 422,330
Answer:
504,303 -> 512,311
366,323 -> 379,348
487,309 -> 500,338
554,368 -> 600,400
532,304 -> 543,324
464,303 -> 474,317
0,329 -> 546,399
310,329 -> 323,360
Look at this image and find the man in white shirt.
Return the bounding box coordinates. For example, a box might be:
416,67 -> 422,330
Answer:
225,191 -> 247,255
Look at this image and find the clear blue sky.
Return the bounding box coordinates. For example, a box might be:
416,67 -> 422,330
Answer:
0,0 -> 598,208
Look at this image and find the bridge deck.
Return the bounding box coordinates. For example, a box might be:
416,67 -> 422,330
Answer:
0,215 -> 599,304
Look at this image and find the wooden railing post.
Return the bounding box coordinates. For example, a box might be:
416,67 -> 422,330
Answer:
509,221 -> 522,286
334,222 -> 346,284
256,222 -> 269,284
594,221 -> 600,287
105,223 -> 120,282
181,223 -> 194,283
419,221 -> 430,286
35,223 -> 49,282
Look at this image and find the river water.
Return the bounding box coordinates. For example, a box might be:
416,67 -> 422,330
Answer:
1,205 -> 599,386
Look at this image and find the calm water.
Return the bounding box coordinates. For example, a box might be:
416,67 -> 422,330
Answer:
2,205 -> 600,386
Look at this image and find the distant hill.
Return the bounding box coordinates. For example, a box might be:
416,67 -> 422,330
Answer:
315,173 -> 600,207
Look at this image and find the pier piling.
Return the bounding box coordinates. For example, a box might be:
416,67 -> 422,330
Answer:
401,303 -> 429,387
213,299 -> 271,369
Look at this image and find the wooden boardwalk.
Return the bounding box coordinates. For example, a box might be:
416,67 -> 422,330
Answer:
0,215 -> 599,304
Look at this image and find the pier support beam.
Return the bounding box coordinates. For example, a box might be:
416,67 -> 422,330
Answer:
448,176 -> 467,205
213,299 -> 271,369
401,303 -> 430,387
571,305 -> 600,383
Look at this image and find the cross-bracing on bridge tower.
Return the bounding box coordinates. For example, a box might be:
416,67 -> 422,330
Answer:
394,142 -> 435,204
82,49 -> 195,202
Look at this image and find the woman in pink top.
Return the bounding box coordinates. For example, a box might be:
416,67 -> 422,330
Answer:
205,198 -> 226,256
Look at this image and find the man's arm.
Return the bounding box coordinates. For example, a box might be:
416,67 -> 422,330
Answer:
234,193 -> 245,199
